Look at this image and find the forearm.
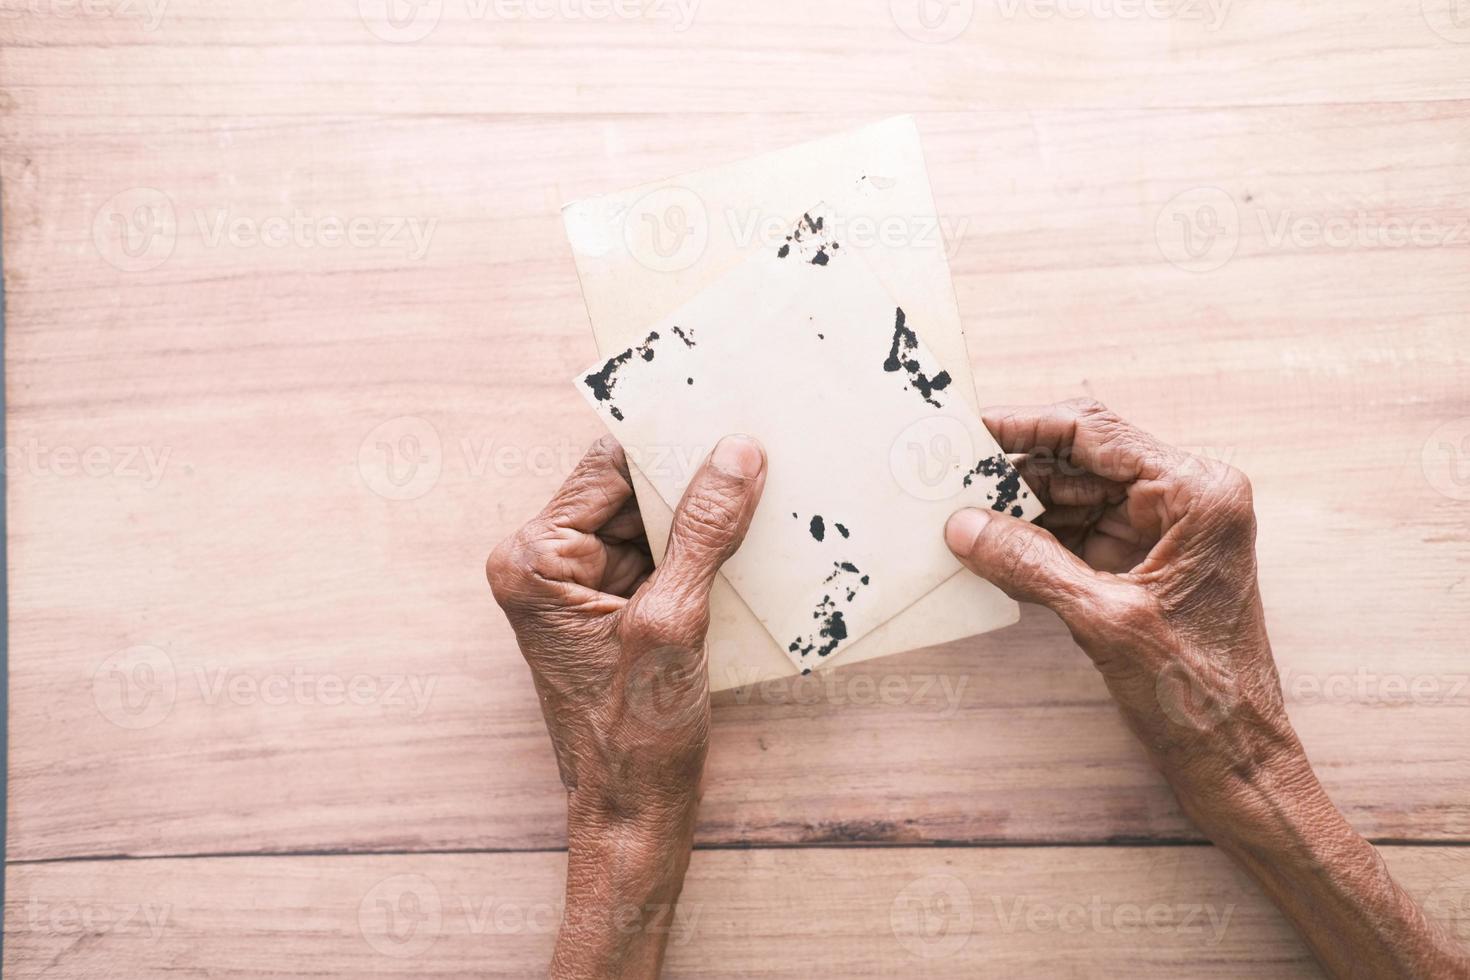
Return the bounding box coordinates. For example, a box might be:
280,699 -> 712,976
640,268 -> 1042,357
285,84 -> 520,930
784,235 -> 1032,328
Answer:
551,797 -> 698,980
1174,744 -> 1470,979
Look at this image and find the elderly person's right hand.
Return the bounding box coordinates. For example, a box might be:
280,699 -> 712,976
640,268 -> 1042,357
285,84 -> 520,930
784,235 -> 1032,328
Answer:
945,399 -> 1469,980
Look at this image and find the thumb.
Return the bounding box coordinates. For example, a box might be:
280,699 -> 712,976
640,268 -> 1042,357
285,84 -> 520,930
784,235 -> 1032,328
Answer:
945,507 -> 1105,627
642,435 -> 767,620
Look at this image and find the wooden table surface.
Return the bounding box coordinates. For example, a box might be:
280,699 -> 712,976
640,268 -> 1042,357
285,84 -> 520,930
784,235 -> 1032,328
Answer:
3,1 -> 1469,975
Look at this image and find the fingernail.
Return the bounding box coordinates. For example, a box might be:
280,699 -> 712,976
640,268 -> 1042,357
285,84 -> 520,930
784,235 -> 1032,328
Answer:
945,508 -> 990,553
711,435 -> 764,479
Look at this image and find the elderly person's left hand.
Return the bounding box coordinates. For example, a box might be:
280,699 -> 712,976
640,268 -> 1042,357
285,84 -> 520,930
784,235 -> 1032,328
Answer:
487,433 -> 765,980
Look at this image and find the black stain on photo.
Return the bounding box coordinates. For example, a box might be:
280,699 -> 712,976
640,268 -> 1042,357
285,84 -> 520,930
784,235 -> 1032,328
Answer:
883,308 -> 951,408
963,452 -> 1031,516
583,330 -> 660,422
778,208 -> 839,263
788,561 -> 869,664
798,514 -> 849,542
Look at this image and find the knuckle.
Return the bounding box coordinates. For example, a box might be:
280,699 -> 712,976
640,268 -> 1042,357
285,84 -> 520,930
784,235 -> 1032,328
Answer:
1200,463 -> 1256,528
485,536 -> 523,600
485,524 -> 559,607
1064,397 -> 1111,420
623,593 -> 709,654
1066,398 -> 1130,442
1067,399 -> 1136,456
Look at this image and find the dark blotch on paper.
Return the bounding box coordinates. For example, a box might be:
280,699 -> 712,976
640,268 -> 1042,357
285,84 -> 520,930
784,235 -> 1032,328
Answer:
883,308 -> 952,408
963,453 -> 1031,516
788,561 -> 869,665
583,330 -> 660,422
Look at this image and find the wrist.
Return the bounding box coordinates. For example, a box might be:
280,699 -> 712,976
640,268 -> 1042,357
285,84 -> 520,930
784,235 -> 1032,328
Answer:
567,782 -> 700,846
553,794 -> 699,980
1165,720 -> 1345,855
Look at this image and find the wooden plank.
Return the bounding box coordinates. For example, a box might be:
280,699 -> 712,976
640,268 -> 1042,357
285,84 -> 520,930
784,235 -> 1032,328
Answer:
5,104 -> 1469,859
3,0 -> 1470,115
6,847 -> 1470,977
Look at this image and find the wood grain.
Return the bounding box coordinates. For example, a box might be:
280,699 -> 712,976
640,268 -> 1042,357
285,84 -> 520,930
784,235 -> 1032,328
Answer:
6,847 -> 1470,978
2,0 -> 1470,115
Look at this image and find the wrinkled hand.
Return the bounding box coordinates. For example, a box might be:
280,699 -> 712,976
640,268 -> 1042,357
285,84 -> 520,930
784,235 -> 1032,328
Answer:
487,434 -> 766,829
944,399 -> 1302,833
945,399 -> 1470,980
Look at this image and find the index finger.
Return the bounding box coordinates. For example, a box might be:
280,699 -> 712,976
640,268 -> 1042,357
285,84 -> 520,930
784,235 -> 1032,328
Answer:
538,434 -> 636,533
981,398 -> 1184,485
